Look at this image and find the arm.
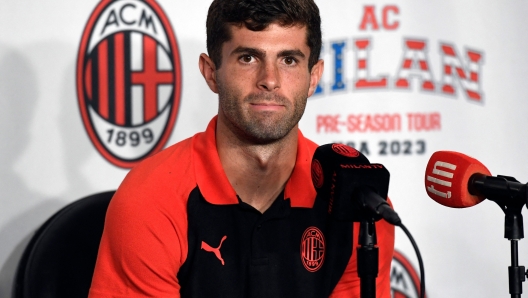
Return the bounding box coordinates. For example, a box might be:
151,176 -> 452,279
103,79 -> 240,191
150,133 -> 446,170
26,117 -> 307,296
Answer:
88,185 -> 186,297
89,144 -> 193,297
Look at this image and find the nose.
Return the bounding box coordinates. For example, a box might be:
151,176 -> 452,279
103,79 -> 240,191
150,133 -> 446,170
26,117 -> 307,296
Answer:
257,62 -> 280,91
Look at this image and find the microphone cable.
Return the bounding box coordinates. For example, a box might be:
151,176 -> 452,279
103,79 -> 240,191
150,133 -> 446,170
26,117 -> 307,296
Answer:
396,222 -> 426,298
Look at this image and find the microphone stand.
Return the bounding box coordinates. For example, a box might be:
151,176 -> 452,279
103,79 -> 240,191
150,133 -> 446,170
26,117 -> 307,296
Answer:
357,219 -> 378,298
501,189 -> 526,298
474,176 -> 528,297
355,187 -> 401,298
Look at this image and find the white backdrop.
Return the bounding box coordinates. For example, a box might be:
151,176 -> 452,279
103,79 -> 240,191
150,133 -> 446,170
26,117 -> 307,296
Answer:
2,0 -> 528,297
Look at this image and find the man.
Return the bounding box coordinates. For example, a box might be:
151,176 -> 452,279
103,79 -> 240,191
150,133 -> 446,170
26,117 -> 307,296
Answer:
89,0 -> 395,297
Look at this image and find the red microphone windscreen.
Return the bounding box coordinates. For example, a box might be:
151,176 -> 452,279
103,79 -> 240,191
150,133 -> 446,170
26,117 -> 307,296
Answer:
425,151 -> 491,208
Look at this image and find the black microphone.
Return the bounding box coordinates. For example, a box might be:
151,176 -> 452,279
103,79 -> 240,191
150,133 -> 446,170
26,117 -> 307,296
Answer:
311,143 -> 401,225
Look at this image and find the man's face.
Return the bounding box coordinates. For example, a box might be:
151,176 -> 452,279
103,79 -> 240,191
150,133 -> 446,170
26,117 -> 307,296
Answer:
213,23 -> 322,144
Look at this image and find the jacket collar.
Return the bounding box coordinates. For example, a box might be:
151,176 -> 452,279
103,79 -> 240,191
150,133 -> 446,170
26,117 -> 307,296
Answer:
192,116 -> 317,208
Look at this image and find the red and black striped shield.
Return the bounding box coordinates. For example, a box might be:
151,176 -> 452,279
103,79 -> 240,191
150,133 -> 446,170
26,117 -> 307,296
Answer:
77,0 -> 181,168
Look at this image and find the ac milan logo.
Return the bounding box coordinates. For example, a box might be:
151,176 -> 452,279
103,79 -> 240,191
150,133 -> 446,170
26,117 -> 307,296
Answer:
311,159 -> 323,189
331,143 -> 360,158
390,250 -> 426,298
300,226 -> 325,272
76,0 -> 181,168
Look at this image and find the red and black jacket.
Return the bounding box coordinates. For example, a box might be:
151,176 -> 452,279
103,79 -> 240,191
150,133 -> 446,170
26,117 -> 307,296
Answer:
89,117 -> 395,298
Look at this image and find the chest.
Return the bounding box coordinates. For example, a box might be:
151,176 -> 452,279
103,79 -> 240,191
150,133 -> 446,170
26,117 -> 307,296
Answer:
177,188 -> 353,298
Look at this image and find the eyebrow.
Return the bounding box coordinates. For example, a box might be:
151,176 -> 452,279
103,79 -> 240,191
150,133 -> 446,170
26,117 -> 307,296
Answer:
232,47 -> 264,58
278,49 -> 306,59
231,47 -> 306,60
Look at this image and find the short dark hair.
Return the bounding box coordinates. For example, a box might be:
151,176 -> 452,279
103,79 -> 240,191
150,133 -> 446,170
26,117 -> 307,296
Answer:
206,0 -> 322,70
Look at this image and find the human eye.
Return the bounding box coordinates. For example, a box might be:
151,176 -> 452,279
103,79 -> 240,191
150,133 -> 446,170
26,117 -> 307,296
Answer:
282,56 -> 298,66
239,54 -> 256,64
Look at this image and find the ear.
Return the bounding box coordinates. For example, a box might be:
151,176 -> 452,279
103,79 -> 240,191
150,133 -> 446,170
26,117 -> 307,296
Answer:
307,59 -> 324,97
199,53 -> 219,93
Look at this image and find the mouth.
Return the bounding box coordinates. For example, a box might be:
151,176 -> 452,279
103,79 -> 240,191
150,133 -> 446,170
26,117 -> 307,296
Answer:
249,102 -> 285,112
245,92 -> 288,112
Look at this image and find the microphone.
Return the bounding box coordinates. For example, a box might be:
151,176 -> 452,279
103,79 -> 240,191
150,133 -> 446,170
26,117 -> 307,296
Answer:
425,151 -> 528,208
425,153 -> 528,297
311,143 -> 401,225
425,151 -> 491,208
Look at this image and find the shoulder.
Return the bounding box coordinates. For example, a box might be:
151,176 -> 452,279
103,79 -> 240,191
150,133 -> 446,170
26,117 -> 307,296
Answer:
101,135 -> 201,265
107,136 -> 199,231
90,136 -> 202,296
121,136 -> 195,197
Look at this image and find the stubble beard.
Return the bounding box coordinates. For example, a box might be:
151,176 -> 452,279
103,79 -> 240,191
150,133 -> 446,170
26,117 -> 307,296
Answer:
218,85 -> 308,144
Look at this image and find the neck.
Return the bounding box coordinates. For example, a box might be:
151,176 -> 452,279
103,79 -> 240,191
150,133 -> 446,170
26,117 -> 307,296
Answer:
216,117 -> 298,213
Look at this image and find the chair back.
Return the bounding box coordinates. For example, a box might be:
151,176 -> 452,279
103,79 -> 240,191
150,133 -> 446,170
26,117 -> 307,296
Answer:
13,191 -> 115,298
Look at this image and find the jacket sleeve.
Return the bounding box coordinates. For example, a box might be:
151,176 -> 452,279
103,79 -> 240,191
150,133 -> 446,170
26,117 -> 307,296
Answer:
88,144 -> 193,297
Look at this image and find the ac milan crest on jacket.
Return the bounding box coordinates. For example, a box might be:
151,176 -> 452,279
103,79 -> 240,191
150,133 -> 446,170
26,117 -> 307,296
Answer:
77,0 -> 181,168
